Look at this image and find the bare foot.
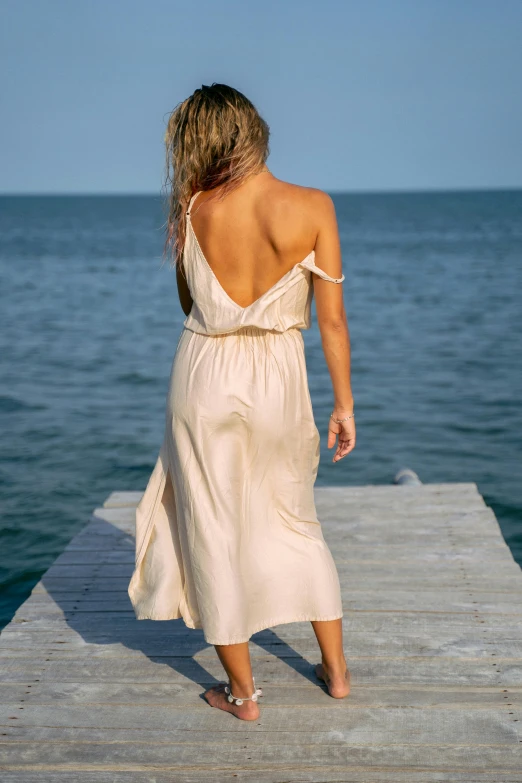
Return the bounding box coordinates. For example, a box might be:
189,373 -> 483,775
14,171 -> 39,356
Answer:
315,662 -> 351,698
204,683 -> 260,721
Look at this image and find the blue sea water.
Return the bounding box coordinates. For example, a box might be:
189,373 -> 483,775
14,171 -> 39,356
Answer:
0,191 -> 521,630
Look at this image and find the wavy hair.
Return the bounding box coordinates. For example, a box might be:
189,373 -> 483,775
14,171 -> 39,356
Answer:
162,83 -> 270,267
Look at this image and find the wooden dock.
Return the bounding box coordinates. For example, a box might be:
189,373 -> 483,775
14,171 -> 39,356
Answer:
1,483 -> 522,781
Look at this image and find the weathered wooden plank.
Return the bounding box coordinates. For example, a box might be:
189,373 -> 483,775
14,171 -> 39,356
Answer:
5,702 -> 520,737
314,482 -> 485,500
103,491 -> 143,508
3,621 -> 522,642
7,613 -> 522,640
30,576 -> 522,595
0,773 -> 521,783
14,592 -> 522,617
1,630 -> 521,660
1,739 -> 522,771
24,582 -> 522,605
105,483 -> 487,505
60,536 -> 520,563
1,655 -> 521,687
38,553 -> 518,582
34,552 -> 522,573
0,681 -> 520,707
91,504 -> 494,528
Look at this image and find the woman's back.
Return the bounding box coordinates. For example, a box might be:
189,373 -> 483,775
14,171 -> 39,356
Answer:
187,174 -> 341,310
181,176 -> 345,337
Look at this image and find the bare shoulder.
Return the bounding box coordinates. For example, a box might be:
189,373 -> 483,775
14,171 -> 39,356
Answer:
302,186 -> 335,210
267,179 -> 333,210
288,185 -> 343,281
262,180 -> 337,237
303,187 -> 337,228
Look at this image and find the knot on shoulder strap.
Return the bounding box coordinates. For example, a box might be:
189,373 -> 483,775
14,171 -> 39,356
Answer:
186,191 -> 202,217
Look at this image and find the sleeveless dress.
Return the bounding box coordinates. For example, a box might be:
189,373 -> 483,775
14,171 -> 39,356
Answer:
128,191 -> 345,645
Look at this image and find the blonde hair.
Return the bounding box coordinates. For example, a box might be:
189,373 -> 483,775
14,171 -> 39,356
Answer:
163,83 -> 270,267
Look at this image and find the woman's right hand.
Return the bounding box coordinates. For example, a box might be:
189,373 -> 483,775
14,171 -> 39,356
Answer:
328,412 -> 356,463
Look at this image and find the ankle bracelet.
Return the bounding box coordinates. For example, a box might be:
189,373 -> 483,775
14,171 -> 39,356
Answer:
224,677 -> 263,706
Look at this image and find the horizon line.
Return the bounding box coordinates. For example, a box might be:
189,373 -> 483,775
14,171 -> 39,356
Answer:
1,185 -> 521,198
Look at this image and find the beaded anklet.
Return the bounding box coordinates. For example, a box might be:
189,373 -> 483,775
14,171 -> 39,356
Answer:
224,677 -> 263,706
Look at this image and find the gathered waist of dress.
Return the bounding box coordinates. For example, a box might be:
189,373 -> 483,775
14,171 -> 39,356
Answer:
183,324 -> 303,339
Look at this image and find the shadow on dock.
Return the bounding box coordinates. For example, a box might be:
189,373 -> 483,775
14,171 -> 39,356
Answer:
40,513 -> 323,693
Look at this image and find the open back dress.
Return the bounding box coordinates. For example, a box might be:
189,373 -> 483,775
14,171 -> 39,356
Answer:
128,191 -> 345,645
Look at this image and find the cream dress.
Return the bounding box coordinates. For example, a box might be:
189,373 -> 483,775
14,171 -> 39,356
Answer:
128,191 -> 345,645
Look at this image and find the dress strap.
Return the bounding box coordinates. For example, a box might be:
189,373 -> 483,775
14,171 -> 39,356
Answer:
300,253 -> 345,283
186,191 -> 202,217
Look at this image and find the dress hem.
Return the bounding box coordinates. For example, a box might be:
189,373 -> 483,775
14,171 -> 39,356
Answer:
132,609 -> 344,645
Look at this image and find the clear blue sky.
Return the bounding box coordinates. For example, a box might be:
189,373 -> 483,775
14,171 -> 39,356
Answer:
1,0 -> 521,193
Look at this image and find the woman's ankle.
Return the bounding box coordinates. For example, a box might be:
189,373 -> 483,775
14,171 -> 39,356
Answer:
228,677 -> 256,698
322,656 -> 347,676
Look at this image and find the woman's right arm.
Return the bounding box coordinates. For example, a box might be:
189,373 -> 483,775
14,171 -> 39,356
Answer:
311,191 -> 356,462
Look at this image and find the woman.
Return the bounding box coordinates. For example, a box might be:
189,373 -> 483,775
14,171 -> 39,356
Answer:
128,83 -> 355,721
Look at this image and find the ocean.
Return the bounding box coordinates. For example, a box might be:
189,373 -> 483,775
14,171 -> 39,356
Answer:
1,190 -> 521,630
